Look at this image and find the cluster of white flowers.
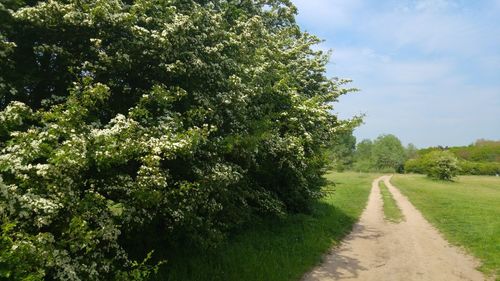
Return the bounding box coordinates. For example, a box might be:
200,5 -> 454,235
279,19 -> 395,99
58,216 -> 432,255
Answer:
208,162 -> 242,184
0,150 -> 23,176
51,249 -> 80,281
136,161 -> 168,190
0,101 -> 31,128
1,183 -> 61,230
145,135 -> 190,159
54,136 -> 88,170
0,183 -> 18,216
92,114 -> 138,137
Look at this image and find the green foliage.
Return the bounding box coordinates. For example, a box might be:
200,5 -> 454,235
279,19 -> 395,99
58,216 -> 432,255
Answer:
0,1 -> 354,280
326,129 -> 357,171
422,151 -> 459,181
405,143 -> 418,159
371,134 -> 406,172
417,140 -> 500,163
449,140 -> 500,162
404,158 -> 426,174
459,161 -> 500,175
405,141 -> 500,176
352,135 -> 407,172
354,139 -> 373,162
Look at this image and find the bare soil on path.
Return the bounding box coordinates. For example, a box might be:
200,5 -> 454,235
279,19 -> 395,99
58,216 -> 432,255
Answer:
302,175 -> 487,281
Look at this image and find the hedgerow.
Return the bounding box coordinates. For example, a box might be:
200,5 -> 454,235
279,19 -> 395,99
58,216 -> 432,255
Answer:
405,151 -> 460,180
0,0 -> 355,280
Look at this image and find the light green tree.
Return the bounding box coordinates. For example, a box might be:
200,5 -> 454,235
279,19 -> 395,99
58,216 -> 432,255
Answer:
371,134 -> 406,172
406,143 -> 418,159
353,139 -> 373,172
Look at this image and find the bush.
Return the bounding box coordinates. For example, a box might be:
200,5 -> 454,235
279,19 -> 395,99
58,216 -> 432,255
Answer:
404,158 -> 426,174
352,160 -> 374,173
424,151 -> 460,181
0,1 -> 354,280
459,161 -> 500,175
405,154 -> 500,176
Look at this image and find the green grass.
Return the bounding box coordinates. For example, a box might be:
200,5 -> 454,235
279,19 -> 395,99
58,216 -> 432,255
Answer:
392,174 -> 500,279
379,180 -> 404,223
151,172 -> 379,281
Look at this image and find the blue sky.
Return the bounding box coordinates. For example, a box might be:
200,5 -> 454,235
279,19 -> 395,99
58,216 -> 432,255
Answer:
293,0 -> 500,148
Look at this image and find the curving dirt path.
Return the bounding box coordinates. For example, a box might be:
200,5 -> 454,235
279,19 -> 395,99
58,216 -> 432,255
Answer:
302,175 -> 487,281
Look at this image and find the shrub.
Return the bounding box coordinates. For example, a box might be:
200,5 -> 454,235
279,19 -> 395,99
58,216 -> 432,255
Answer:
405,154 -> 500,176
424,151 -> 460,181
459,161 -> 500,175
352,160 -> 374,173
0,1 -> 354,280
404,158 -> 426,174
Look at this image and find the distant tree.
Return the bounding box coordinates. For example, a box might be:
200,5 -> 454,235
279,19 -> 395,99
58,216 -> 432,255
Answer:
371,134 -> 406,172
352,139 -> 374,172
328,129 -> 356,171
405,143 -> 418,159
355,139 -> 373,161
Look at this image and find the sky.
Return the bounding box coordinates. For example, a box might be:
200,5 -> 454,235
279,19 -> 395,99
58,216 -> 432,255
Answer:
293,0 -> 500,148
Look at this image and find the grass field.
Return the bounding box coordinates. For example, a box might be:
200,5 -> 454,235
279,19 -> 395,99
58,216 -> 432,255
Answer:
379,180 -> 404,223
151,172 -> 379,281
392,174 -> 500,279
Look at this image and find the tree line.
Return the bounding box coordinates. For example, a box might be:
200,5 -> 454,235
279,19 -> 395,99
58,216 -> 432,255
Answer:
406,140 -> 500,176
330,133 -> 500,178
329,132 -> 415,173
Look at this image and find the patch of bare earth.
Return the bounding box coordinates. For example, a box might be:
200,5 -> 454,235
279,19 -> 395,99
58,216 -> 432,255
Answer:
302,175 -> 487,281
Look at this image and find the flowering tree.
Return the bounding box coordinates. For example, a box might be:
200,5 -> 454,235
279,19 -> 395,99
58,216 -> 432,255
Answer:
0,0 -> 355,280
424,151 -> 460,181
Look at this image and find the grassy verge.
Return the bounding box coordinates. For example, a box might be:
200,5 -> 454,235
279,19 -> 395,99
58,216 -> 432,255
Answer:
151,172 -> 379,281
379,180 -> 404,223
392,174 -> 500,279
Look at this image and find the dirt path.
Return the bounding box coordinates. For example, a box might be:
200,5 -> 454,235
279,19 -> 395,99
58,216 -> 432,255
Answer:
302,175 -> 487,281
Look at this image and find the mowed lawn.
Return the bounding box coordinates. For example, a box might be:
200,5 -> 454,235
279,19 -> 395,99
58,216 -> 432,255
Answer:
152,172 -> 378,281
392,174 -> 500,279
